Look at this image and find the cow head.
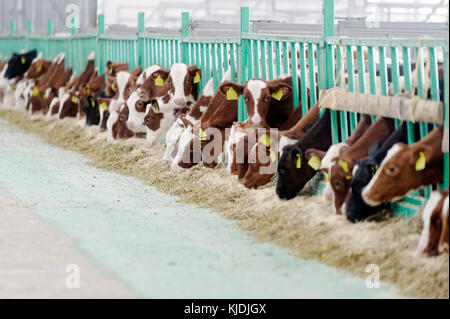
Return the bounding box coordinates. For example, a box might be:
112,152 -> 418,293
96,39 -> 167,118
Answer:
106,61 -> 129,76
126,91 -> 150,133
222,79 -> 293,128
276,144 -> 316,199
152,63 -> 201,107
97,97 -> 111,131
362,139 -> 444,206
243,131 -> 279,189
328,151 -> 354,215
439,195 -> 449,254
25,58 -> 50,79
83,95 -> 100,126
417,190 -> 448,256
4,50 -> 37,79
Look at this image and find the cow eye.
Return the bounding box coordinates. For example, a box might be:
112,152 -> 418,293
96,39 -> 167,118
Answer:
334,181 -> 341,188
385,165 -> 398,176
185,78 -> 190,84
167,78 -> 172,84
244,97 -> 249,103
264,96 -> 270,102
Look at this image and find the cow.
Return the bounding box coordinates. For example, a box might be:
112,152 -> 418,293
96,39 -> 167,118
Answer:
362,126 -> 444,206
345,122 -> 421,222
303,115 -> 373,202
325,117 -> 395,215
29,53 -> 66,114
240,105 -> 321,189
44,67 -> 74,116
3,50 -> 37,79
417,189 -> 449,256
276,108 -> 337,200
58,53 -> 97,120
439,194 -> 449,254
168,71 -> 231,168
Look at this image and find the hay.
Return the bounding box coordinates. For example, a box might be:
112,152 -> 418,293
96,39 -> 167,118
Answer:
0,108 -> 448,299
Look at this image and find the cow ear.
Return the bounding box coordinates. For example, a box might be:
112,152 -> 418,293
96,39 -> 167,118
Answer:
409,145 -> 433,171
305,148 -> 326,171
269,83 -> 293,101
130,66 -> 142,77
187,65 -> 201,78
368,140 -> 383,157
152,68 -> 170,80
219,82 -> 244,97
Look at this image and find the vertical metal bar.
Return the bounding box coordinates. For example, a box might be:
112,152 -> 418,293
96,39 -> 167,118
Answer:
260,40 -> 267,79
238,7 -> 250,122
181,12 -> 190,64
282,42 -> 289,75
442,39 -> 449,190
337,44 -> 348,141
298,42 -> 308,114
267,41 -> 274,80
390,46 -> 401,127
308,43 -> 317,107
275,41 -> 281,78
290,42 -> 299,109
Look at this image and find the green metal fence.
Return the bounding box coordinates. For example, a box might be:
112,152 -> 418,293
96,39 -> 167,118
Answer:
0,0 -> 448,216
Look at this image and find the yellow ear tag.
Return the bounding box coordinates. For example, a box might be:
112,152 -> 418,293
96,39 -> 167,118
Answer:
193,72 -> 201,84
32,87 -> 39,97
153,102 -> 160,113
71,96 -> 78,104
21,56 -> 26,64
415,152 -> 426,171
308,155 -> 321,171
109,66 -> 113,74
326,174 -> 331,182
155,75 -> 164,87
100,102 -> 108,111
36,66 -> 42,72
86,87 -> 90,94
11,84 -> 16,91
258,134 -> 271,147
226,87 -> 238,100
271,88 -> 283,101
111,83 -> 116,91
345,174 -> 352,180
269,150 -> 277,163
91,99 -> 95,108
198,128 -> 207,141
338,160 -> 349,173
296,154 -> 301,169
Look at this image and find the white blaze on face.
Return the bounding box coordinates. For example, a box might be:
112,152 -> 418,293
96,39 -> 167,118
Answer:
246,80 -> 267,125
362,143 -> 404,207
172,126 -> 195,169
417,191 -> 443,254
47,97 -> 59,118
126,91 -> 146,133
168,63 -> 193,105
162,119 -> 186,163
57,92 -> 71,120
440,196 -> 450,253
116,71 -> 131,104
106,110 -> 119,143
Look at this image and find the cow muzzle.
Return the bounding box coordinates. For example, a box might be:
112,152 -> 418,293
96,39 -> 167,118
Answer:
174,98 -> 186,107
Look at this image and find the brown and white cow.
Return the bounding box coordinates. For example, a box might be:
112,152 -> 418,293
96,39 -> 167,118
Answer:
417,189 -> 449,256
29,53 -> 66,114
167,71 -> 231,167
439,194 -> 449,254
240,104 -> 320,188
327,116 -> 395,215
362,126 -> 444,206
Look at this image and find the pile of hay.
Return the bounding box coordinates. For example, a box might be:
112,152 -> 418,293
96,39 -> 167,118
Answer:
0,108 -> 448,298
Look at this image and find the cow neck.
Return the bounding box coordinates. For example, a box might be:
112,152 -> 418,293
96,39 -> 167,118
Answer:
343,117 -> 395,168
280,104 -> 320,140
294,108 -> 332,152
